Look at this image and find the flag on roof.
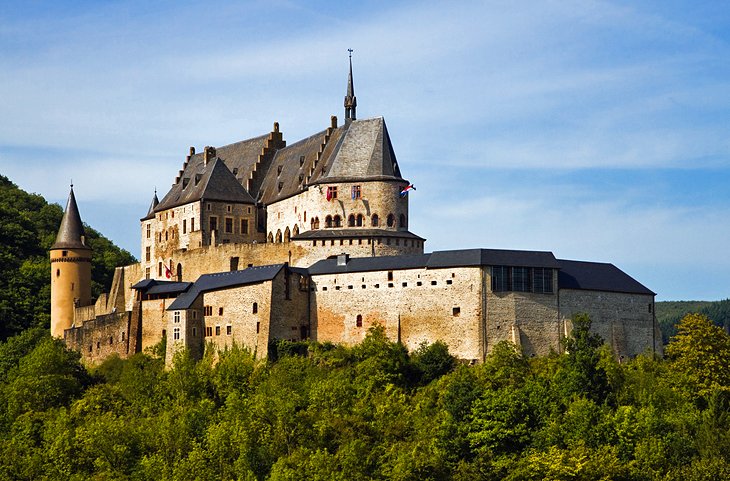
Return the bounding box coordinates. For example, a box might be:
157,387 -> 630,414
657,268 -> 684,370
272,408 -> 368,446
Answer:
399,184 -> 416,197
164,263 -> 172,279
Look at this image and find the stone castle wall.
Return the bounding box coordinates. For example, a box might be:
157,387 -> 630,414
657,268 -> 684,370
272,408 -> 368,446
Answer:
64,312 -> 131,364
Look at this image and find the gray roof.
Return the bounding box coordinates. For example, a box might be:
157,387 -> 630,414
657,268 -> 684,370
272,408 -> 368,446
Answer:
307,248 -> 559,275
141,192 -> 160,221
293,228 -> 424,241
52,187 -> 90,250
557,259 -> 655,295
314,117 -> 403,183
131,279 -> 192,295
167,264 -> 286,310
156,157 -> 256,212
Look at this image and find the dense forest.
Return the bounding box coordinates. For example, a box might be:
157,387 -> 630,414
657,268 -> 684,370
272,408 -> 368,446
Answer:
0,314 -> 728,480
0,175 -> 136,340
656,300 -> 730,343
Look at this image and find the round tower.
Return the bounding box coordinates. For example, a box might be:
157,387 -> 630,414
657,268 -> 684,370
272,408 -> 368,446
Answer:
50,185 -> 92,338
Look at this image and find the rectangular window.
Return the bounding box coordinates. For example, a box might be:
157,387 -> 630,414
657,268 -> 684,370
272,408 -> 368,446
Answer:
241,219 -> 249,234
209,216 -> 218,232
512,267 -> 531,292
146,224 -> 151,239
204,305 -> 212,316
215,325 -> 221,336
174,311 -> 180,323
206,326 -> 212,337
145,267 -> 150,279
230,257 -> 239,271
183,219 -> 187,234
491,266 -> 509,292
226,325 -> 232,335
225,217 -> 233,233
219,307 -> 224,316
452,307 -> 460,317
173,327 -> 180,340
256,322 -> 260,334
145,246 -> 151,262
532,268 -> 553,294
351,185 -> 361,199
327,186 -> 338,200
191,218 -> 195,231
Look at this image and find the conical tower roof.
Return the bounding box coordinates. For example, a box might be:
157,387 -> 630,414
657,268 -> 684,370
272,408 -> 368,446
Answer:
142,190 -> 159,220
52,186 -> 90,250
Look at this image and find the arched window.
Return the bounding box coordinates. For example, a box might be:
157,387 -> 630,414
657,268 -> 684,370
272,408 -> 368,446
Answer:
325,215 -> 333,228
399,214 -> 407,229
387,214 -> 395,227
275,229 -> 282,243
356,314 -> 363,327
371,214 -> 379,227
176,263 -> 182,282
252,302 -> 258,314
293,224 -> 299,237
267,232 -> 274,243
284,227 -> 290,242
356,214 -> 363,227
348,214 -> 356,227
333,215 -> 342,227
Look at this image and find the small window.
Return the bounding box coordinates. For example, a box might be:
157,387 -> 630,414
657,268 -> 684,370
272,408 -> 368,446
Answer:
277,165 -> 283,176
452,307 -> 460,317
371,214 -> 379,227
299,155 -> 305,167
387,214 -> 395,227
278,182 -> 284,192
226,325 -> 232,335
446,279 -> 453,285
327,186 -> 338,200
56,269 -> 60,277
431,280 -> 437,286
183,219 -> 187,234
109,336 -> 113,345
241,219 -> 249,234
402,282 -> 407,287
252,302 -> 258,314
351,185 -> 361,200
256,322 -> 260,334
206,326 -> 212,337
417,281 -> 422,286
225,218 -> 233,233
174,311 -> 180,323
219,307 -> 223,316
387,271 -> 393,281
192,327 -> 197,337
356,314 -> 363,327
173,327 -> 180,340
648,304 -> 652,313
215,325 -> 221,336
227,205 -> 232,213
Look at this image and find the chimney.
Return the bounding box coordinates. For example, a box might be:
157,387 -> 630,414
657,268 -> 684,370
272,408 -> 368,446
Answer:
204,146 -> 216,165
331,115 -> 338,129
337,253 -> 349,266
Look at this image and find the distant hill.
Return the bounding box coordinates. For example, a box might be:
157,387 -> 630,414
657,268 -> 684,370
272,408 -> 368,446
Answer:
0,175 -> 136,340
656,299 -> 730,344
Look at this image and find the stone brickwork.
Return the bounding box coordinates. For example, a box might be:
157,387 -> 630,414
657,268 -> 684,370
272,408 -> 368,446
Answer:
559,289 -> 661,357
64,312 -> 131,364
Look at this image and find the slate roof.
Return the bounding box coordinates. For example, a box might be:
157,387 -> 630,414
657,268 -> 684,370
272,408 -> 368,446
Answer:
307,248 -> 559,275
155,157 -> 256,212
293,228 -> 425,240
141,192 -> 159,221
167,264 -> 286,310
131,279 -> 192,295
557,259 -> 655,295
52,187 -> 90,250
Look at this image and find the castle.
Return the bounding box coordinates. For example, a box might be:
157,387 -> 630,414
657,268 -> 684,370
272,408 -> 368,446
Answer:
51,58 -> 662,364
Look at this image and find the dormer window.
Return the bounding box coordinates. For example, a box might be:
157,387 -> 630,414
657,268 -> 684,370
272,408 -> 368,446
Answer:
299,155 -> 305,167
195,174 -> 202,185
278,182 -> 284,192
232,168 -> 238,175
277,165 -> 283,176
182,178 -> 190,189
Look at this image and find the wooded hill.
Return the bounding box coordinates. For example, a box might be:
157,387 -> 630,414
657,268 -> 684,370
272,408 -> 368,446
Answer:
656,299 -> 730,343
0,175 -> 135,340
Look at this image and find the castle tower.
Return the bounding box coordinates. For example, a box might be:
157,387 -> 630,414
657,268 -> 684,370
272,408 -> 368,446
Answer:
344,49 -> 357,122
50,185 -> 92,338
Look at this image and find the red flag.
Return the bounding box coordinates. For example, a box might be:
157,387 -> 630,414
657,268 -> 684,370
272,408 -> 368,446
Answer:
164,264 -> 172,279
326,188 -> 332,201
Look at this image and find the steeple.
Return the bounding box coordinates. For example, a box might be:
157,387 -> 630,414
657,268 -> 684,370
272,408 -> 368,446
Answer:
146,189 -> 159,218
52,184 -> 89,250
344,49 -> 357,122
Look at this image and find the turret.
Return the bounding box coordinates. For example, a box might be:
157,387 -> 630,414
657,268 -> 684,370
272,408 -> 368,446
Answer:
50,185 -> 92,338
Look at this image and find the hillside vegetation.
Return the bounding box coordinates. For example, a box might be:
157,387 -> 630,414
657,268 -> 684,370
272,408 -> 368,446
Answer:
656,299 -> 730,343
0,314 -> 729,480
0,175 -> 136,340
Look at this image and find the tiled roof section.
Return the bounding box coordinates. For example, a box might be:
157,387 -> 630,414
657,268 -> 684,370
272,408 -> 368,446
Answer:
293,228 -> 424,240
155,157 -> 256,211
259,127 -> 344,204
168,264 -> 285,310
130,279 -> 192,295
557,259 -> 655,295
141,192 -> 160,221
308,248 -> 559,275
52,187 -> 90,250
428,249 -> 560,269
308,253 -> 431,275
315,117 -> 403,183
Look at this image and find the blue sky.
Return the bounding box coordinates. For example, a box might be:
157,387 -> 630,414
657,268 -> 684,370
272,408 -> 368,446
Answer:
1,1 -> 729,301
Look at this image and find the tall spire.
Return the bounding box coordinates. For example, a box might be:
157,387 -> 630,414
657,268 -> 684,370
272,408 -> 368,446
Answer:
344,48 -> 357,122
52,185 -> 89,250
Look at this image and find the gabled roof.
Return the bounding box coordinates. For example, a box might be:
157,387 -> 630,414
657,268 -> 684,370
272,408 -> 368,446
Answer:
52,187 -> 90,250
141,191 -> 159,221
167,264 -> 286,310
155,157 -> 256,211
557,259 -> 655,295
307,248 -> 559,275
314,117 -> 403,183
131,279 -> 192,295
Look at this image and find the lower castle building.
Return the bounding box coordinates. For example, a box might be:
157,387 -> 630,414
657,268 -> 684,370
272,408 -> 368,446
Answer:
51,60 -> 662,364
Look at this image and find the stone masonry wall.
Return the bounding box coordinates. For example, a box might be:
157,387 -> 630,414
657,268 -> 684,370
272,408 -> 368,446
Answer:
64,312 -> 131,365
266,180 -> 411,240
269,269 -> 310,343
140,298 -> 175,353
559,289 -> 660,358
310,266 -> 485,361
